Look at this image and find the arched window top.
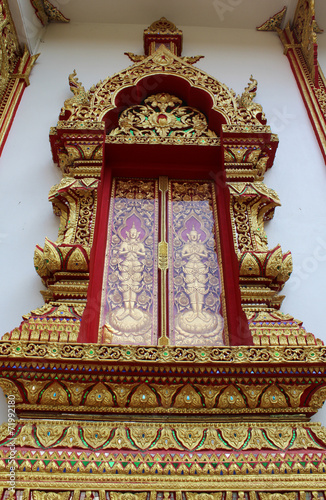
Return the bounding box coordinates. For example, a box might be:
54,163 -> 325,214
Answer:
58,45 -> 267,138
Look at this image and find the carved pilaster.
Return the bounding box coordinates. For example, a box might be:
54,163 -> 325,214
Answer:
3,123 -> 105,342
221,125 -> 318,346
0,0 -> 39,154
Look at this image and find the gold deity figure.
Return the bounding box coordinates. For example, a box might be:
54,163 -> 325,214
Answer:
174,224 -> 223,345
117,222 -> 146,320
181,227 -> 209,322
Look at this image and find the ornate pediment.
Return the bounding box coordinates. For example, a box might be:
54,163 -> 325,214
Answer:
59,44 -> 268,134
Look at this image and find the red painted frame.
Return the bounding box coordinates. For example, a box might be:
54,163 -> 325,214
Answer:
78,77 -> 251,345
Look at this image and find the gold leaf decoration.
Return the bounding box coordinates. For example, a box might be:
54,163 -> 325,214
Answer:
109,93 -> 216,140
0,379 -> 23,402
309,386 -> 326,409
39,381 -> 69,406
290,426 -> 323,450
36,422 -> 66,447
109,427 -> 134,450
238,384 -> 263,408
154,425 -> 183,450
186,494 -> 222,500
197,427 -> 228,450
265,426 -> 293,449
174,426 -> 204,450
60,424 -> 80,448
243,427 -> 265,450
129,425 -> 158,449
279,384 -> 306,407
218,385 -> 246,409
260,494 -> 296,500
16,423 -> 36,448
219,426 -> 248,449
84,382 -> 114,407
173,385 -> 203,409
33,492 -> 71,500
129,384 -> 158,408
21,380 -> 46,404
110,493 -> 147,500
260,385 -> 287,409
83,426 -> 111,449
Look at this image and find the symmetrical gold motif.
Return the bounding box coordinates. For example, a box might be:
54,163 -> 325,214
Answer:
33,492 -> 70,500
145,18 -> 182,36
169,180 -> 225,346
2,420 -> 326,452
100,178 -> 158,345
109,93 -> 216,139
52,44 -> 268,133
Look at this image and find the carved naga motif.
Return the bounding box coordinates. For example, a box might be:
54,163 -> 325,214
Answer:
64,69 -> 90,112
236,75 -> 266,124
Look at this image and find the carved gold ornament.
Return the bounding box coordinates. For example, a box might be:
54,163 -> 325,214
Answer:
1,15 -> 326,498
30,0 -> 69,26
109,93 -> 216,139
33,492 -> 70,500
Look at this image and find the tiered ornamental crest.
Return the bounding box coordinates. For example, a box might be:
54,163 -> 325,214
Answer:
1,18 -> 326,499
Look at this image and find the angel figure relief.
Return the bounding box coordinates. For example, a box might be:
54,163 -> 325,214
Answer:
181,226 -> 209,322
117,222 -> 146,321
174,224 -> 223,345
104,218 -> 154,344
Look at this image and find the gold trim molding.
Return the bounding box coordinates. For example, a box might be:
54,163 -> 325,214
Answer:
0,0 -> 39,155
258,0 -> 326,163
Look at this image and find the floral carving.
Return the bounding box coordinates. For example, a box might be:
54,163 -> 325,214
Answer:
109,93 -> 216,139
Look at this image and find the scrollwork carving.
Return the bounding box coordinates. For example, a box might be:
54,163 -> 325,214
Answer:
109,93 -> 217,139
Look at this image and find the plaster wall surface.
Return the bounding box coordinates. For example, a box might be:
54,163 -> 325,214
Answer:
0,22 -> 326,424
318,34 -> 326,78
8,0 -> 45,54
316,1 -> 326,76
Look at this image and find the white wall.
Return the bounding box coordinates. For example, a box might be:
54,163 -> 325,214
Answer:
318,33 -> 326,79
1,22 -> 325,424
316,0 -> 326,77
8,0 -> 45,54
